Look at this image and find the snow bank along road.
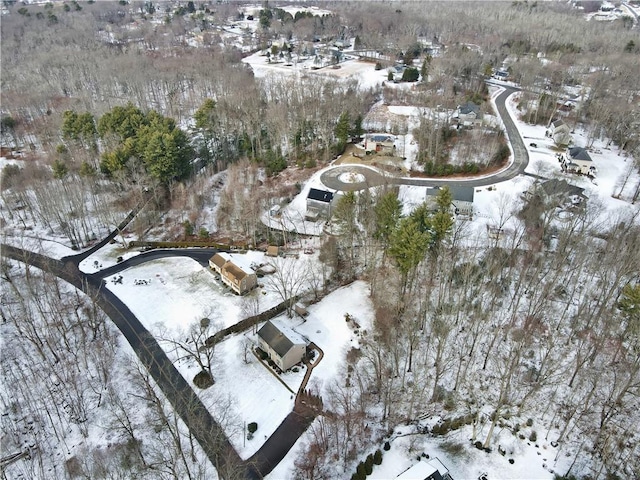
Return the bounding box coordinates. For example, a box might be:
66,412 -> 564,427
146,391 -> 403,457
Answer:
321,86 -> 530,191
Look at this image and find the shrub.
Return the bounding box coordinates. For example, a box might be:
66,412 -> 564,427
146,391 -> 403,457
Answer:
365,454 -> 374,475
375,62 -> 382,70
474,441 -> 484,450
193,370 -> 214,389
248,422 -> 258,434
401,67 -> 420,82
529,431 -> 537,442
526,418 -> 534,427
492,144 -> 510,165
373,449 -> 383,465
383,441 -> 391,451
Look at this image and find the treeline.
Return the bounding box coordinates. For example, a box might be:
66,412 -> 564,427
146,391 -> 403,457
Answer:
293,186 -> 640,479
0,259 -> 220,479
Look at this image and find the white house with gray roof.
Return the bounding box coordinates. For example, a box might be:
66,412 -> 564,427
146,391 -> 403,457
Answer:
257,321 -> 306,371
562,147 -> 596,176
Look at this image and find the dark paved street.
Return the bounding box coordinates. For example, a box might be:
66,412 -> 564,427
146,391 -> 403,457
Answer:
321,86 -> 529,191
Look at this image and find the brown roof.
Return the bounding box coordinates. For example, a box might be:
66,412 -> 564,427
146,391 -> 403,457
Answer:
210,253 -> 227,268
223,263 -> 246,283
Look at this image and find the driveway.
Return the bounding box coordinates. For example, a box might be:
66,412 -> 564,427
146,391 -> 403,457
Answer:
2,244 -> 254,479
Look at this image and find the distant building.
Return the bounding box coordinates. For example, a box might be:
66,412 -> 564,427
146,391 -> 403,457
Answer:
562,147 -> 596,176
364,133 -> 396,154
395,457 -> 453,480
209,253 -> 257,295
266,245 -> 280,257
306,188 -> 336,220
426,186 -> 475,217
257,321 -> 306,371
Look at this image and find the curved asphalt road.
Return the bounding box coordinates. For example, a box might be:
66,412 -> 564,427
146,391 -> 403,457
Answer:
2,86 -> 528,479
321,86 -> 529,190
2,244 -> 259,480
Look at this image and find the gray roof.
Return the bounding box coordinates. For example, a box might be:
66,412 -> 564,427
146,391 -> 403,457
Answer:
552,119 -> 566,128
568,147 -> 592,162
539,179 -> 586,199
458,101 -> 480,115
427,186 -> 475,203
257,321 -> 303,357
368,134 -> 395,143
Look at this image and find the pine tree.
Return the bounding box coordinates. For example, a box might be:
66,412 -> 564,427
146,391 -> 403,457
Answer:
374,191 -> 402,249
365,454 -> 374,475
334,111 -> 351,151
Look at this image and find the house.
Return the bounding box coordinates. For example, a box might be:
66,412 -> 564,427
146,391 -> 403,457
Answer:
208,253 -> 257,295
306,188 -> 336,220
257,320 -> 307,371
396,457 -> 453,480
426,186 -> 475,217
494,68 -> 510,81
547,119 -> 571,147
455,102 -> 482,127
364,133 -> 396,155
562,147 -> 596,176
526,179 -> 587,208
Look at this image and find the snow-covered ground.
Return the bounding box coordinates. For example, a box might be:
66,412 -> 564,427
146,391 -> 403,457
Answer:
242,50 -> 388,91
101,254 -> 375,458
505,92 -> 640,221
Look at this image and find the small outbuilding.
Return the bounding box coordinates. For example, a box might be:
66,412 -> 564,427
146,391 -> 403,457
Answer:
257,321 -> 306,371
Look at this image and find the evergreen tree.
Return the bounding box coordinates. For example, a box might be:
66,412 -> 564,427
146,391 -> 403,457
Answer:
374,190 -> 402,249
52,159 -> 68,179
373,449 -> 383,465
350,114 -> 364,139
389,216 -> 430,282
402,67 -> 420,82
365,454 -> 374,475
98,105 -> 194,184
334,111 -> 350,151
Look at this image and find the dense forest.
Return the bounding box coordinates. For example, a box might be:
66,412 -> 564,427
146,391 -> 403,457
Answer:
1,1 -> 639,479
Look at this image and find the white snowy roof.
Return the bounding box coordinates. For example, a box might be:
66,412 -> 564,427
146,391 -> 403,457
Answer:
395,457 -> 449,480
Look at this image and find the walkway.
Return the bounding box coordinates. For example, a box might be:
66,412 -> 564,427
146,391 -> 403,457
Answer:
245,343 -> 324,476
